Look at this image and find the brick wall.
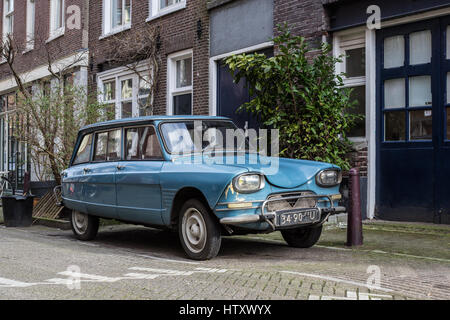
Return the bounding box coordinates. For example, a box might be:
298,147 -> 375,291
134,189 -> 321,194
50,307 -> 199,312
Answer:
88,0 -> 210,115
0,0 -> 88,85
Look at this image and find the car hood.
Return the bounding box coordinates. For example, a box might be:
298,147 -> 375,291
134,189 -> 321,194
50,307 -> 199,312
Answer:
183,153 -> 339,189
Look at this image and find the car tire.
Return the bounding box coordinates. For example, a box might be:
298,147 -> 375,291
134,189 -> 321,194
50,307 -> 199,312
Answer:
178,199 -> 222,260
70,210 -> 99,241
281,225 -> 323,248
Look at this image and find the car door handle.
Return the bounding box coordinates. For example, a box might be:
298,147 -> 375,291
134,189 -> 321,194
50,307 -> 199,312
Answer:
83,168 -> 91,173
116,165 -> 125,170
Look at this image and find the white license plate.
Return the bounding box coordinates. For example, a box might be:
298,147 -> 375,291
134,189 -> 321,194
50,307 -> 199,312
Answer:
276,208 -> 320,227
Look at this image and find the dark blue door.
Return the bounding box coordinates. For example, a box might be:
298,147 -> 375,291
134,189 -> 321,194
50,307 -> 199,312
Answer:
377,17 -> 450,223
217,47 -> 273,130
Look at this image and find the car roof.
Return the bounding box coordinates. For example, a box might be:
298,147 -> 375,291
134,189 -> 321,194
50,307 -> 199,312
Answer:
79,115 -> 232,133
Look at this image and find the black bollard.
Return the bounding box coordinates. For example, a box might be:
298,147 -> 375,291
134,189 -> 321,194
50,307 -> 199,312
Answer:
347,168 -> 363,246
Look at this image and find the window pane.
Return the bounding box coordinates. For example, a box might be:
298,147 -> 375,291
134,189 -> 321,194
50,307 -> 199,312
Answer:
410,30 -> 432,65
112,0 -> 122,28
121,79 -> 132,99
447,26 -> 450,60
173,94 -> 192,115
138,97 -> 149,116
447,73 -> 450,104
410,110 -> 432,140
385,111 -> 405,141
125,127 -> 162,160
346,86 -> 366,137
384,36 -> 404,69
138,76 -> 151,96
126,129 -> 139,160
107,129 -> 121,161
176,58 -> 192,88
141,127 -> 162,159
94,132 -> 108,161
73,134 -> 93,165
384,78 -> 405,109
124,0 -> 131,24
121,102 -> 132,118
103,81 -> 115,101
56,0 -> 63,29
104,103 -> 115,121
409,76 -> 432,107
345,48 -> 365,77
160,0 -> 181,9
447,107 -> 450,140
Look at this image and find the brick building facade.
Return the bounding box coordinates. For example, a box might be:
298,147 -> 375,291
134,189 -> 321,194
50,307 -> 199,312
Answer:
89,0 -> 210,117
0,0 -> 89,190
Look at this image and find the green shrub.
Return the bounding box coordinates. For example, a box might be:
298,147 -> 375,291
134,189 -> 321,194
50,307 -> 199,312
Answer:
225,26 -> 360,170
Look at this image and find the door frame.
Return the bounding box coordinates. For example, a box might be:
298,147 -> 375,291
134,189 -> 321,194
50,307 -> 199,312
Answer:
375,17 -> 449,222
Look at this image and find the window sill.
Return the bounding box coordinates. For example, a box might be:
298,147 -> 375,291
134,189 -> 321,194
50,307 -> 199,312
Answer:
46,28 -> 65,43
146,3 -> 186,22
99,24 -> 132,40
22,46 -> 34,54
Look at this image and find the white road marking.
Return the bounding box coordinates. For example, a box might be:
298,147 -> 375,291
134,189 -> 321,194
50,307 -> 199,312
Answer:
281,271 -> 394,293
129,267 -> 194,276
0,265 -> 230,288
0,277 -> 34,287
58,271 -> 120,282
309,290 -> 393,300
135,254 -> 201,265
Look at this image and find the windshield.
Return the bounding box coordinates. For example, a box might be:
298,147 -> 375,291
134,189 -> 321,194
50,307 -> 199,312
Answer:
160,120 -> 249,154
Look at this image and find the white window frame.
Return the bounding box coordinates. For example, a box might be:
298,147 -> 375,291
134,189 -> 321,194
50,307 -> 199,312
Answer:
101,0 -> 132,39
167,49 -> 193,116
25,0 -> 35,51
333,31 -> 367,142
2,0 -> 14,39
48,0 -> 65,42
97,62 -> 151,119
147,0 -> 186,22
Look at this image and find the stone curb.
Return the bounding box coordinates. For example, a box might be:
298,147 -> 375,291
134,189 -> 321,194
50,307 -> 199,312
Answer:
32,217 -> 71,230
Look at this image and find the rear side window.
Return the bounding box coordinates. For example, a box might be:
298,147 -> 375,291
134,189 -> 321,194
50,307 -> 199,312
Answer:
125,126 -> 162,160
73,134 -> 93,165
93,129 -> 122,162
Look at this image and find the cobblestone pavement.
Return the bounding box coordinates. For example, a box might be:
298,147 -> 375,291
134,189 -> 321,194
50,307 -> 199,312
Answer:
0,224 -> 449,300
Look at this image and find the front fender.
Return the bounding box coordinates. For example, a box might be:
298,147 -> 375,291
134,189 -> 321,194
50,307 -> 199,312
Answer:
159,162 -> 248,223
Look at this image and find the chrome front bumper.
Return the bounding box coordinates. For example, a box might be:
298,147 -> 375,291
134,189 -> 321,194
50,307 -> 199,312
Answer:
219,194 -> 346,227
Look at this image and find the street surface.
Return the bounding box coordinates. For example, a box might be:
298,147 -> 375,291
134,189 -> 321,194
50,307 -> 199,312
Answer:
0,223 -> 449,300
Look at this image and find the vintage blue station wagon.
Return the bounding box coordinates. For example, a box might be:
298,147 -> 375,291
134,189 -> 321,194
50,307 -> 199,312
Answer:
61,116 -> 345,260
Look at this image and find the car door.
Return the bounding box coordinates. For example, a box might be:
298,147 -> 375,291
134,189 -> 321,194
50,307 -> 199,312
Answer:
84,129 -> 121,219
63,132 -> 93,213
116,125 -> 164,225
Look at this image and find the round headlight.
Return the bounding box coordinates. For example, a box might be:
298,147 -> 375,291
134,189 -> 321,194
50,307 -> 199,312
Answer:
233,174 -> 265,193
316,169 -> 342,187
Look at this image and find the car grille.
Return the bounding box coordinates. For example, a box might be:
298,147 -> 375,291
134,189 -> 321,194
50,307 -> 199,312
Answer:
266,191 -> 317,212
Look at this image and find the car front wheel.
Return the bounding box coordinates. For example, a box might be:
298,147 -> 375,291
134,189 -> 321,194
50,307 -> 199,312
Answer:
178,199 -> 221,260
70,210 -> 99,241
281,225 -> 323,248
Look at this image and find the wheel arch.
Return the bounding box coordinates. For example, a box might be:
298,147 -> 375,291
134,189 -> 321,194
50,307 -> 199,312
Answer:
169,187 -> 219,230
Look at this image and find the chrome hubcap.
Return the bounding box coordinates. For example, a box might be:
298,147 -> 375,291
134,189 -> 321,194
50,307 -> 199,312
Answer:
182,208 -> 207,254
72,211 -> 88,234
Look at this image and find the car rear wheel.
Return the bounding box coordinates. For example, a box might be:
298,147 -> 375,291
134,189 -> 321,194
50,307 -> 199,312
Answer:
178,199 -> 221,260
70,210 -> 99,241
281,225 -> 323,248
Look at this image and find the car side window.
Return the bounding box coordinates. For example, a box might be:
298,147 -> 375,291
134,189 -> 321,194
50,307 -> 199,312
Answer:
93,129 -> 121,162
73,133 -> 93,165
125,126 -> 162,160
107,129 -> 121,161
